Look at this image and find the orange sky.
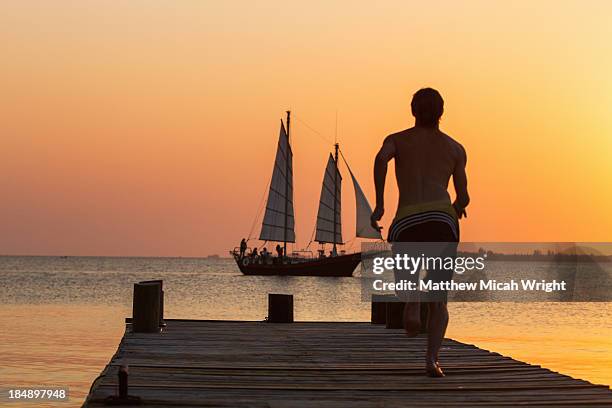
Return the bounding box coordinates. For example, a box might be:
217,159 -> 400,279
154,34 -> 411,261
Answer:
1,1 -> 612,256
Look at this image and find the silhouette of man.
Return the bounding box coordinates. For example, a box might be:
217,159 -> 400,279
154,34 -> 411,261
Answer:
275,244 -> 283,263
371,88 -> 470,377
239,238 -> 247,258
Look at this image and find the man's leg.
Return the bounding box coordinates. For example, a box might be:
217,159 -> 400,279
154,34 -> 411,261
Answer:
425,301 -> 449,376
403,301 -> 420,337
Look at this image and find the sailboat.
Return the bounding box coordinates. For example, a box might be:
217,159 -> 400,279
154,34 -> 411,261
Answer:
231,111 -> 381,276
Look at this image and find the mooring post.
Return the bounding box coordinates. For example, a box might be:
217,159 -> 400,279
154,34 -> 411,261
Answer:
419,303 -> 429,333
160,287 -> 165,326
104,364 -> 141,405
371,294 -> 394,324
132,282 -> 161,333
267,293 -> 293,323
385,300 -> 405,329
138,279 -> 165,327
384,300 -> 429,332
118,365 -> 128,398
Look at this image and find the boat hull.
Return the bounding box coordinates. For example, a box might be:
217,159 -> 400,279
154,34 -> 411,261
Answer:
234,253 -> 361,277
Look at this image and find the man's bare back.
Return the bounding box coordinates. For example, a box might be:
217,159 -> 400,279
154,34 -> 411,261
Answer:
379,127 -> 468,215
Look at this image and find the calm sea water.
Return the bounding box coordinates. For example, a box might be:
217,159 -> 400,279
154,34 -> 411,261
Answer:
0,256 -> 610,407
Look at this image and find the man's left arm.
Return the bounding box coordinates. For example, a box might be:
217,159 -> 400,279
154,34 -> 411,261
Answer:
371,136 -> 395,230
452,145 -> 470,219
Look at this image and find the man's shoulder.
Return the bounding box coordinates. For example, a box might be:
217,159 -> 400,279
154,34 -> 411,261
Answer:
439,131 -> 466,155
385,128 -> 414,142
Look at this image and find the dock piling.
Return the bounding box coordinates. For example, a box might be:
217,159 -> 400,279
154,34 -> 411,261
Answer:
118,365 -> 128,399
380,297 -> 429,332
137,279 -> 165,327
419,304 -> 428,333
371,294 -> 393,324
132,282 -> 161,333
103,365 -> 141,405
267,293 -> 293,323
385,300 -> 405,329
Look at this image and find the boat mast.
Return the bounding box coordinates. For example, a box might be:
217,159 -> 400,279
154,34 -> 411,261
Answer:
333,142 -> 339,255
284,110 -> 291,258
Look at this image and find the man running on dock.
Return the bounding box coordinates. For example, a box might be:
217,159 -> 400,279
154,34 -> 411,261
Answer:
371,88 -> 470,377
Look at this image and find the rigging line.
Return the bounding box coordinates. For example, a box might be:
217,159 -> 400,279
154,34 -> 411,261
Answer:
247,175 -> 271,240
338,148 -> 351,170
338,148 -> 354,185
293,115 -> 335,146
305,223 -> 317,250
338,148 -> 354,184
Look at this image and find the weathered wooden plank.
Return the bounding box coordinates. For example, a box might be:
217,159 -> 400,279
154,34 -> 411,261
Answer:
87,387 -> 612,406
83,320 -> 612,407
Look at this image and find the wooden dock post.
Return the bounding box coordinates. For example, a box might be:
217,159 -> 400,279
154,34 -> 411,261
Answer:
385,302 -> 430,332
138,280 -> 165,327
267,294 -> 293,323
103,365 -> 141,405
385,300 -> 405,329
132,282 -> 161,333
371,294 -> 394,324
118,365 -> 128,399
419,303 -> 428,333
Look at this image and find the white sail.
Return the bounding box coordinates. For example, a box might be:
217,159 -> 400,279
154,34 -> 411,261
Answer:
259,122 -> 296,242
315,154 -> 342,244
346,164 -> 383,240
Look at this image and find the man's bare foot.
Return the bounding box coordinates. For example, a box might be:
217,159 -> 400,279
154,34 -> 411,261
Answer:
425,361 -> 445,377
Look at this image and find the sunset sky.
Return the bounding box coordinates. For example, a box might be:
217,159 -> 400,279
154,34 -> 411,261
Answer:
2,1 -> 612,256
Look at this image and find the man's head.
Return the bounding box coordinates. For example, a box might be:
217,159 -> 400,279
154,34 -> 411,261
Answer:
411,88 -> 444,127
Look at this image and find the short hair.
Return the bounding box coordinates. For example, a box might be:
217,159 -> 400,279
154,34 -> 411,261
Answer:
411,88 -> 444,126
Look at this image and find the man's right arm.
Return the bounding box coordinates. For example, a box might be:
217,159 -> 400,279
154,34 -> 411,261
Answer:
371,136 -> 395,230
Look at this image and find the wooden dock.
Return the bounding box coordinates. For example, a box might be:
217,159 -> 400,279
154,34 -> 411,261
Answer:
84,319 -> 612,407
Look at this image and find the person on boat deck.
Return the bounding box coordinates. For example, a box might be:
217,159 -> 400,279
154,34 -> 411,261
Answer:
261,247 -> 269,264
371,87 -> 470,378
251,247 -> 258,261
275,244 -> 283,262
239,238 -> 247,258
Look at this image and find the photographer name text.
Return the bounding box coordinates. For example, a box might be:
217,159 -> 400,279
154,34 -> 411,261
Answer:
373,279 -> 567,293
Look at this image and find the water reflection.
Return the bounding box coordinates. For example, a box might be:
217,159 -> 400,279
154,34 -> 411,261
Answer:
0,256 -> 611,407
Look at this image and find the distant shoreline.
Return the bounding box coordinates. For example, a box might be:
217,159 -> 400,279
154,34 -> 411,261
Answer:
0,254 -> 233,260
1,252 -> 610,262
458,251 -> 612,263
